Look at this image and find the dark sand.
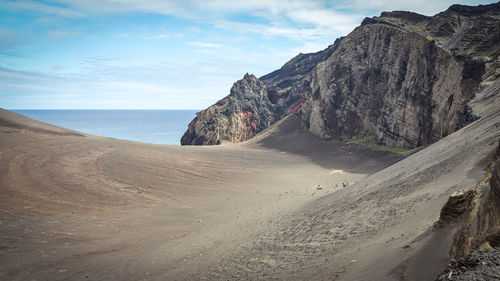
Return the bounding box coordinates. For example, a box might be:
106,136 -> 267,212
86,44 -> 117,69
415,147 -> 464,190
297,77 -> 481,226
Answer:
0,107 -> 498,280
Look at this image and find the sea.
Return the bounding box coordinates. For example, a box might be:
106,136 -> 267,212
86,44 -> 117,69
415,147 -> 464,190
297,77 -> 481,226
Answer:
12,110 -> 199,145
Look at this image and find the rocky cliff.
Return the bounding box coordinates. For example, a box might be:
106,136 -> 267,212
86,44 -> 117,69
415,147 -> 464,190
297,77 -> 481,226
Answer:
181,74 -> 291,145
181,2 -> 500,146
297,24 -> 464,147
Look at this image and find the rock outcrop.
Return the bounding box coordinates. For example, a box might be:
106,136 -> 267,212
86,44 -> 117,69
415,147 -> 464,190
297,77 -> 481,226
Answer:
432,140 -> 500,280
181,74 -> 292,145
435,247 -> 500,281
181,3 -> 500,146
434,190 -> 476,229
450,141 -> 500,258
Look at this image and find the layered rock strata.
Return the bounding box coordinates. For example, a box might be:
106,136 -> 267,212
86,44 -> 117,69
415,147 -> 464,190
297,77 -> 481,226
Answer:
450,141 -> 500,258
181,3 -> 500,146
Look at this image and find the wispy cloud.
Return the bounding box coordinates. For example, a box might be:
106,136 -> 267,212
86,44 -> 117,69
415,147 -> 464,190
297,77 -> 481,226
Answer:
139,33 -> 170,40
2,0 -> 86,18
337,0 -> 493,16
0,29 -> 25,55
187,42 -> 224,48
46,0 -> 362,39
4,0 -> 488,109
47,30 -> 78,39
286,9 -> 362,33
214,19 -> 340,42
49,0 -> 491,22
0,58 -> 241,109
3,0 -> 364,48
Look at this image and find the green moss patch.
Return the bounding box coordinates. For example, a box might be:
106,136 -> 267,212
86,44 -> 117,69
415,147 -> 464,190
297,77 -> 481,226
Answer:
347,135 -> 413,154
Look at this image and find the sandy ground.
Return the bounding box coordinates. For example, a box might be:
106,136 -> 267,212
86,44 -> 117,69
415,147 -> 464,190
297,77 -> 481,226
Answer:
0,109 -> 400,280
0,107 -> 498,280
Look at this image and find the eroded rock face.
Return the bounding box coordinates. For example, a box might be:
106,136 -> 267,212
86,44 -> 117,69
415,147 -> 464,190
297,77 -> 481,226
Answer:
370,2 -> 500,102
450,141 -> 500,258
298,25 -> 464,147
181,74 -> 288,145
434,190 -> 475,229
181,3 -> 499,147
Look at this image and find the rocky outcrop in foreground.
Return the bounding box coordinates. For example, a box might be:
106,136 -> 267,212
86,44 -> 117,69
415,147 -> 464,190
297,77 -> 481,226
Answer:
435,247 -> 500,281
181,2 -> 499,147
450,141 -> 500,258
434,141 -> 500,280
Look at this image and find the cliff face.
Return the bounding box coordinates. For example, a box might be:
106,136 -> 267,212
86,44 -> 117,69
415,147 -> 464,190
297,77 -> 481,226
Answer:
181,74 -> 300,145
298,25 -> 464,147
182,74 -> 270,145
181,3 -> 500,146
370,3 -> 500,101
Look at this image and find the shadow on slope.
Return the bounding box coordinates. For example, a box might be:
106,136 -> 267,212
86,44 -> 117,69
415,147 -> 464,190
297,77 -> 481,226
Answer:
246,113 -> 404,174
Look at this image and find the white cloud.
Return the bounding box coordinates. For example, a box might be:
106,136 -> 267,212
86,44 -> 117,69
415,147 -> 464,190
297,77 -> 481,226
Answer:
287,9 -> 361,33
48,0 -> 362,39
337,0 -> 494,16
214,19 -> 342,41
53,0 -> 318,17
48,0 -> 492,22
187,42 -> 224,48
140,33 -> 170,40
3,0 -> 366,45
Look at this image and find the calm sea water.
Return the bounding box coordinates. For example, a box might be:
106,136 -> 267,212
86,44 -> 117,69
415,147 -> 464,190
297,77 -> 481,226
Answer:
12,110 -> 198,145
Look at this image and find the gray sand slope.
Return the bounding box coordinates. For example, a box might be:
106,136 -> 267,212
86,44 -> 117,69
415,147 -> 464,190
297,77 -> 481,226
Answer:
0,109 -> 399,280
189,96 -> 499,280
0,105 -> 498,280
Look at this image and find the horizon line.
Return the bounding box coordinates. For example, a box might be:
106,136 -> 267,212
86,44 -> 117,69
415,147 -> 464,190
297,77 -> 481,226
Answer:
7,108 -> 202,111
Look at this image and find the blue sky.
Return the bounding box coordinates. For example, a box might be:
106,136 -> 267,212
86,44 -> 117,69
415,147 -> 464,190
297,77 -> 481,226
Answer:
0,0 -> 495,109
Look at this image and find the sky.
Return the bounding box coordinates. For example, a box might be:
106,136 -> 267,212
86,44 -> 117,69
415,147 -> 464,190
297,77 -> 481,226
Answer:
0,0 -> 495,109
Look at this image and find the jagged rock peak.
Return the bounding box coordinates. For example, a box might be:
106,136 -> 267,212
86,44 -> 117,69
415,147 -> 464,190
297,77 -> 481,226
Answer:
242,72 -> 256,80
181,73 -> 293,145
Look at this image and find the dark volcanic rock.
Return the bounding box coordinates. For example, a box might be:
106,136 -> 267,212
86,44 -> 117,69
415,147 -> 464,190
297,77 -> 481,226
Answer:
454,105 -> 480,131
372,2 -> 500,99
297,24 -> 465,148
181,3 -> 500,147
435,247 -> 500,281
